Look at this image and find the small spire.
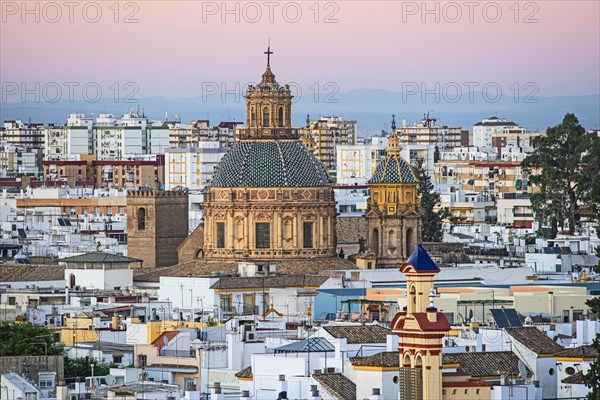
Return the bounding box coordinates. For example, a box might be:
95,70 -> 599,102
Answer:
264,39 -> 273,67
306,114 -> 310,128
391,114 -> 396,131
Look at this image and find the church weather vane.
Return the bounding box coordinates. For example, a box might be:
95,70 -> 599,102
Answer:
264,40 -> 273,67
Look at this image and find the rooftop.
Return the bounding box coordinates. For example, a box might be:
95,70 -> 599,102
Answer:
274,337 -> 334,353
323,325 -> 389,344
133,258 -> 356,283
210,275 -> 329,290
504,327 -> 564,355
312,373 -> 356,400
59,252 -> 143,264
554,345 -> 598,359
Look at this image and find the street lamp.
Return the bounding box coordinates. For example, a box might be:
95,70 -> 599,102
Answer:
190,338 -> 205,396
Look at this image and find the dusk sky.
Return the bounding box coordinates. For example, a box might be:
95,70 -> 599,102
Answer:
2,1 -> 599,99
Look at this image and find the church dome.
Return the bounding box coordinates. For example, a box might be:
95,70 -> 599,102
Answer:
211,140 -> 330,187
369,154 -> 417,184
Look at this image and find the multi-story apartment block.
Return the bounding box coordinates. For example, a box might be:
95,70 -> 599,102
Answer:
301,115 -> 357,175
43,155 -> 164,189
43,112 -> 169,162
164,143 -> 227,191
169,120 -> 241,149
472,116 -> 522,148
337,136 -> 387,185
434,160 -> 531,198
0,143 -> 39,177
398,115 -> 468,148
0,120 -> 45,151
491,131 -> 544,158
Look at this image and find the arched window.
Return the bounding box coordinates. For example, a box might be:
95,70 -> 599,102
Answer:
278,106 -> 284,127
69,273 -> 76,289
263,107 -> 270,127
138,207 -> 146,230
370,229 -> 379,257
251,107 -> 256,126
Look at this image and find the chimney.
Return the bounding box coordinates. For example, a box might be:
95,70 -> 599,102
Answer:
211,382 -> 224,400
309,386 -> 322,400
276,375 -> 288,399
370,388 -> 384,400
386,334 -> 398,351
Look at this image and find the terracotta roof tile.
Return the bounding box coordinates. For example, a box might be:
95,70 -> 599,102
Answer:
210,274 -> 328,290
312,373 -> 356,400
133,258 -> 356,283
561,370 -> 585,384
554,345 -> 598,359
323,325 -> 389,344
505,327 -> 564,355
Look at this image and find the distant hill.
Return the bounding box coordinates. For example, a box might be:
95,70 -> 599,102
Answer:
2,89 -> 598,135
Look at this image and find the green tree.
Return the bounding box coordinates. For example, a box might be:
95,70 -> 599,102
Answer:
522,113 -> 599,235
0,321 -> 63,357
414,158 -> 449,242
583,297 -> 600,399
64,356 -> 114,378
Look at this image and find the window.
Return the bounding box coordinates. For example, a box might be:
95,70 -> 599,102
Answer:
565,366 -> 576,375
303,222 -> 314,248
549,368 -> 555,376
255,223 -> 270,249
220,295 -> 232,312
106,207 -> 112,216
137,354 -> 147,368
216,222 -> 225,248
263,107 -> 270,127
573,309 -> 584,321
113,355 -> 123,364
278,107 -> 284,127
563,310 -> 570,323
137,208 -> 146,230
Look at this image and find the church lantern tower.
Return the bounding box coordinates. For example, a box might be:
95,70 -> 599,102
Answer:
199,45 -> 337,261
238,44 -> 296,141
391,245 -> 450,400
365,115 -> 422,267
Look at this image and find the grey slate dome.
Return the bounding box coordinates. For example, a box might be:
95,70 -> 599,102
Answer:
369,154 -> 417,184
211,140 -> 330,187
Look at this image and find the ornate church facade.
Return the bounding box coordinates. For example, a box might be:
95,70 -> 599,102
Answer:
198,47 -> 337,260
365,116 -> 422,267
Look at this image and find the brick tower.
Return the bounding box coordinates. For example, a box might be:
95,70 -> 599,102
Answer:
126,190 -> 189,268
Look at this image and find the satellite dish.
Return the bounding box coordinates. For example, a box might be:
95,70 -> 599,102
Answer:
518,360 -> 527,379
105,375 -> 116,385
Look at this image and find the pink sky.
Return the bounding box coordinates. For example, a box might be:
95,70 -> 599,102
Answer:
2,0 -> 599,98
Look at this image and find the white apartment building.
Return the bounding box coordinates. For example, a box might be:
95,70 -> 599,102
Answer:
304,115 -> 357,175
164,143 -> 228,191
0,142 -> 39,177
336,136 -> 387,185
44,112 -> 169,161
472,116 -> 522,148
337,137 -> 435,185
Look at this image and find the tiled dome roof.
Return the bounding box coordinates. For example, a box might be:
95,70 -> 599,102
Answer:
369,155 -> 416,184
211,141 -> 330,187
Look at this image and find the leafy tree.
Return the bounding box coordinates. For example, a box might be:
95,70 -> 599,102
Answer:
583,297 -> 600,399
64,356 -> 114,378
0,321 -> 63,357
434,145 -> 440,163
522,113 -> 599,235
414,158 -> 450,242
